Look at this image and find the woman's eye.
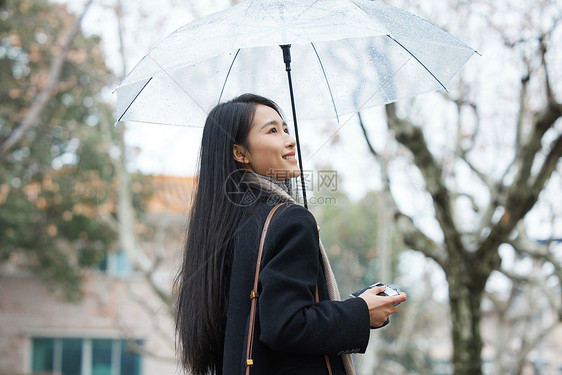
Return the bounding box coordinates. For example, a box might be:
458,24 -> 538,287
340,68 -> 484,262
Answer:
283,128 -> 289,134
268,127 -> 278,133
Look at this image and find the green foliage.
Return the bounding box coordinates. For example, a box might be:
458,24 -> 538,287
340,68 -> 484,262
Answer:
0,0 -> 119,300
311,181 -> 402,295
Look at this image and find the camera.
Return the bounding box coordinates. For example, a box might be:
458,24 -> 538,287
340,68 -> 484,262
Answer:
349,282 -> 401,328
350,282 -> 401,303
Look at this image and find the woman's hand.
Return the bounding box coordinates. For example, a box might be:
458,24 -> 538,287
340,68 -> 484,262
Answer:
358,286 -> 407,328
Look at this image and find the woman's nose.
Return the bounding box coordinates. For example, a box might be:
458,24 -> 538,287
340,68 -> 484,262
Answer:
286,134 -> 296,148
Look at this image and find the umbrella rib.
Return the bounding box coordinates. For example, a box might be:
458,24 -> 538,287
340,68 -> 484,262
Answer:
147,54 -> 211,123
386,34 -> 449,93
311,42 -> 340,123
115,77 -> 153,125
218,49 -> 241,104
115,118 -> 204,128
145,56 -> 244,145
309,56 -> 413,161
230,0 -> 255,52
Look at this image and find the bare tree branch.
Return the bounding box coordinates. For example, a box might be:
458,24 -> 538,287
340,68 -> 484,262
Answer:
442,93 -> 481,154
514,320 -> 560,373
118,318 -> 176,362
0,0 -> 94,156
385,103 -> 464,259
125,339 -> 175,363
453,192 -> 480,213
459,152 -> 505,237
99,212 -> 120,231
453,100 -> 464,178
532,133 -> 562,192
122,280 -> 175,348
140,258 -> 174,316
515,62 -> 531,155
539,33 -> 555,103
394,213 -> 447,266
358,112 -> 447,266
509,237 -> 562,277
476,102 -> 561,263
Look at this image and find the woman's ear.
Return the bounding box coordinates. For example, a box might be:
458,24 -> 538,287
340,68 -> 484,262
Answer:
233,144 -> 249,164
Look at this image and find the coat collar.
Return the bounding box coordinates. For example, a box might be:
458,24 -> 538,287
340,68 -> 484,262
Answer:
245,171 -> 297,205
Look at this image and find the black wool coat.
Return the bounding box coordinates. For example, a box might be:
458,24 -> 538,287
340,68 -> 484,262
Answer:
222,199 -> 370,375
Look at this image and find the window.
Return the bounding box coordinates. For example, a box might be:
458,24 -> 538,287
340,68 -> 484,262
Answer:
97,250 -> 134,277
31,338 -> 142,375
92,339 -> 112,375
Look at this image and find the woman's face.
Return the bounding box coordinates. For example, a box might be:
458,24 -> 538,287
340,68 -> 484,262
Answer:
233,104 -> 301,181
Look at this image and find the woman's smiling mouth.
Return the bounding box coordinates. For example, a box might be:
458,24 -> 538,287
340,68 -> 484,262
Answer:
283,152 -> 296,161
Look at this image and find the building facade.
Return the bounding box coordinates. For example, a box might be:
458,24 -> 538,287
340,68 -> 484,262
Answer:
0,176 -> 195,375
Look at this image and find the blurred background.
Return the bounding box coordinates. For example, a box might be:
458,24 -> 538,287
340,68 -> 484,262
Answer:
0,0 -> 561,374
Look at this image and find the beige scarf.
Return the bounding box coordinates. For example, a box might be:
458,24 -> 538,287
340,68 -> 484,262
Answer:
248,174 -> 356,375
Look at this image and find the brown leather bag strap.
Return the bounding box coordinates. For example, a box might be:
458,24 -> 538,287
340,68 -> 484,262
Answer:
245,203 -> 283,374
244,203 -> 333,375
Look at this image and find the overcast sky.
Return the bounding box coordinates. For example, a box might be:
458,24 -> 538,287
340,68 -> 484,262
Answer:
61,0 -> 560,241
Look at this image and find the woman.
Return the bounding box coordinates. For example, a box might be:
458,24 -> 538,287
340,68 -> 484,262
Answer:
175,94 -> 406,375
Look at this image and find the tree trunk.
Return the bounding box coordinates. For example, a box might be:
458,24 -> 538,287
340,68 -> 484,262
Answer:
447,268 -> 485,375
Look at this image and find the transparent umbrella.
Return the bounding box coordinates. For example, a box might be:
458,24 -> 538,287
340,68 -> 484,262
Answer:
115,0 -> 476,206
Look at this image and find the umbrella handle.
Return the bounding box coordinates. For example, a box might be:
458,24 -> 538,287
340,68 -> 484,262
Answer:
280,44 -> 308,210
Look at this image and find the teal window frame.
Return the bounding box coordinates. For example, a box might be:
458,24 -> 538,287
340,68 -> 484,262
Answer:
31,337 -> 142,375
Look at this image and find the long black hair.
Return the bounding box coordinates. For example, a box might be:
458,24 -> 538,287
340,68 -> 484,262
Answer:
175,94 -> 283,374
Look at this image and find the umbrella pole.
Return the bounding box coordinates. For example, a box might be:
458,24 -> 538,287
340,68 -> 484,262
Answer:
281,44 -> 308,209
